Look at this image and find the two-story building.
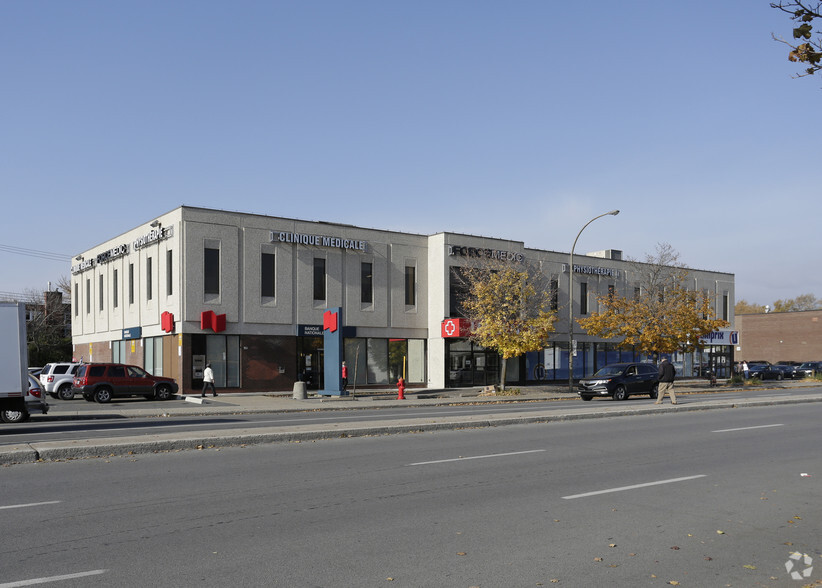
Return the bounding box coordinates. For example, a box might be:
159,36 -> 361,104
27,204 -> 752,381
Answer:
70,206 -> 735,393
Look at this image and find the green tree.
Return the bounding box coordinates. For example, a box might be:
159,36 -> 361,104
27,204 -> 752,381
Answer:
577,243 -> 728,356
772,1 -> 822,77
457,259 -> 557,390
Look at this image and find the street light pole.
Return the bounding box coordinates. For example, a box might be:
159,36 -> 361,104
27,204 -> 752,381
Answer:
568,210 -> 620,394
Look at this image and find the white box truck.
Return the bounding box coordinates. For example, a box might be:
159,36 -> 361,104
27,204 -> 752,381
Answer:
0,302 -> 30,417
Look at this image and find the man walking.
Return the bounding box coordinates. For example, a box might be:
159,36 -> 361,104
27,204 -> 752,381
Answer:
201,362 -> 218,397
656,357 -> 677,405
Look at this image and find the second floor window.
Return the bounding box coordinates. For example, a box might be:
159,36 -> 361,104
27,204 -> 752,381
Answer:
204,247 -> 220,295
313,258 -> 326,301
146,257 -> 153,301
405,266 -> 416,306
361,262 -> 373,304
261,252 -> 276,298
580,282 -> 588,315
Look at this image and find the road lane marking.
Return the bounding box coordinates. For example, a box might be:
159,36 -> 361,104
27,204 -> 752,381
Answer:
408,449 -> 546,466
712,424 -> 784,433
562,475 -> 707,499
0,570 -> 106,587
0,501 -> 61,510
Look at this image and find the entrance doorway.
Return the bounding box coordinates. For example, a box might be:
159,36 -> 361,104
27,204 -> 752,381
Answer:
298,337 -> 324,389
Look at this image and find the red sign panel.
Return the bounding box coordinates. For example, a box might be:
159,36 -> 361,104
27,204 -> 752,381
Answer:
201,310 -> 226,333
323,310 -> 338,333
441,318 -> 471,338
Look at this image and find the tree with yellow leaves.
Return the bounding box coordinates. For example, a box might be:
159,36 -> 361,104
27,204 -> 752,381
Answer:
577,243 -> 728,356
457,259 -> 557,390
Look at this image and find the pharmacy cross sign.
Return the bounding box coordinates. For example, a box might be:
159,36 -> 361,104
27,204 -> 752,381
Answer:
441,318 -> 470,338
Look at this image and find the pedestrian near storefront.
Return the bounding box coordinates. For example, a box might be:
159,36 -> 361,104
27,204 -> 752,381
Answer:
655,357 -> 677,405
202,363 -> 217,397
742,361 -> 749,379
341,361 -> 348,390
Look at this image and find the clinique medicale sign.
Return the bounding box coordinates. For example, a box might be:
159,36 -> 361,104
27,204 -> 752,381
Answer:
270,231 -> 368,252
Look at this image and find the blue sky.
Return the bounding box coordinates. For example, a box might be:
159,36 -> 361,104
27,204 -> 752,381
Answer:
2,0 -> 820,306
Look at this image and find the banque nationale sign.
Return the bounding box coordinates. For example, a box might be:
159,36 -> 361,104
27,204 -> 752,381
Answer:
271,231 -> 368,252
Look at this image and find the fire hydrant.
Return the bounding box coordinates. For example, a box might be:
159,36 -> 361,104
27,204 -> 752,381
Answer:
397,377 -> 406,400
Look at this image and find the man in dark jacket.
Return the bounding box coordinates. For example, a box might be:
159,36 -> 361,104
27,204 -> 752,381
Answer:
655,357 -> 677,405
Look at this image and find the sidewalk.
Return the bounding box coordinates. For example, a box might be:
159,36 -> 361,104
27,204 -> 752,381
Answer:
3,380 -> 819,465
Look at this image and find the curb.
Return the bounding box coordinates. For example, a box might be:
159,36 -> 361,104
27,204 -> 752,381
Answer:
4,395 -> 822,466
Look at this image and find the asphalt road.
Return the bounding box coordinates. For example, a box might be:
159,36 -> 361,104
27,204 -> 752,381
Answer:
3,386 -> 821,448
3,402 -> 821,587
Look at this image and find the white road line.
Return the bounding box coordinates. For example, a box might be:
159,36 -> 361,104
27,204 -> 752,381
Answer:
712,423 -> 784,433
408,449 -> 546,466
0,570 -> 107,587
0,501 -> 61,510
562,475 -> 707,500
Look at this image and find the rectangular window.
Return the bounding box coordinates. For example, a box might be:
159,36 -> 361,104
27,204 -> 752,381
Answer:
633,287 -> 641,300
166,250 -> 173,296
113,269 -> 119,308
313,258 -> 326,301
361,262 -> 373,304
261,252 -> 276,298
608,284 -> 615,301
580,282 -> 588,315
723,293 -> 729,321
146,256 -> 153,301
85,279 -> 90,314
550,278 -> 558,311
405,266 -> 416,306
74,282 -> 79,316
449,267 -> 469,317
128,263 -> 134,305
99,274 -> 104,311
204,247 -> 220,295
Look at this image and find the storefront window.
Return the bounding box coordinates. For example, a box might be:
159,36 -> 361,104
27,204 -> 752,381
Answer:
367,338 -> 389,384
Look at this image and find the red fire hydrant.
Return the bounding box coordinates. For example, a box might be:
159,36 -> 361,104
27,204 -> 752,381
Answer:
397,377 -> 405,400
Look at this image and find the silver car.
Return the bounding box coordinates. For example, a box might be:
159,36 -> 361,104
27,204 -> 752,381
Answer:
1,374 -> 50,423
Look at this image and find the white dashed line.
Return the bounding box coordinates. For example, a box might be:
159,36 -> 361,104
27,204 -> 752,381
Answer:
562,475 -> 707,499
408,449 -> 546,466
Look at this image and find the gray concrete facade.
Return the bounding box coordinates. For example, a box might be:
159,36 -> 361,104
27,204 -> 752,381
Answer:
70,206 -> 735,392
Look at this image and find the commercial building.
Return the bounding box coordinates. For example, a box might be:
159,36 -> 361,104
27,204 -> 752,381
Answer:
70,206 -> 736,393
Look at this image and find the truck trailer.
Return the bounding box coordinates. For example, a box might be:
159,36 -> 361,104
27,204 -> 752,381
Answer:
0,302 -> 31,417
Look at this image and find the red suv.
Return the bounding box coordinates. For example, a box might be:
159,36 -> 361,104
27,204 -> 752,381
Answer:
72,363 -> 178,403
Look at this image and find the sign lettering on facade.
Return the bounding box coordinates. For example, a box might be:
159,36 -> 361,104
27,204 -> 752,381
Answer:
572,264 -> 620,278
699,330 -> 739,346
272,231 -> 367,252
447,245 -> 524,262
133,226 -> 174,250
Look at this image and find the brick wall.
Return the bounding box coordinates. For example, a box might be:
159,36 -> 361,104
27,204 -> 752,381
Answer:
736,310 -> 822,363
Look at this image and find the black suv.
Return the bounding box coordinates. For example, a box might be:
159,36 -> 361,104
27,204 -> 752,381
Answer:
72,363 -> 178,403
578,363 -> 659,401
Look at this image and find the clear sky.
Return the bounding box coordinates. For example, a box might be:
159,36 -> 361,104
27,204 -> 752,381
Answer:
2,1 -> 819,306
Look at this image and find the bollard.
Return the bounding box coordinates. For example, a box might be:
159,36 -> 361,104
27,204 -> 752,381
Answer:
293,381 -> 307,400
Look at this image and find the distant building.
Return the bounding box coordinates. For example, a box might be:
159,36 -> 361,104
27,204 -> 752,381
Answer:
70,206 -> 736,393
735,310 -> 822,363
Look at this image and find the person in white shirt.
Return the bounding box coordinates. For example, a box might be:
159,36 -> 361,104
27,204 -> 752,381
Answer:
201,363 -> 217,397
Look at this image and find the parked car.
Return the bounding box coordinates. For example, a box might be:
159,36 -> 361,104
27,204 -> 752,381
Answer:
748,364 -> 785,380
1,374 -> 50,423
798,361 -> 822,377
578,363 -> 659,401
39,362 -> 83,400
772,364 -> 804,379
72,363 -> 178,403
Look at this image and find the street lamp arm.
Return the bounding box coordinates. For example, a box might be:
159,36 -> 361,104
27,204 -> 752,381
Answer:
571,210 -> 620,259
568,209 -> 619,394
